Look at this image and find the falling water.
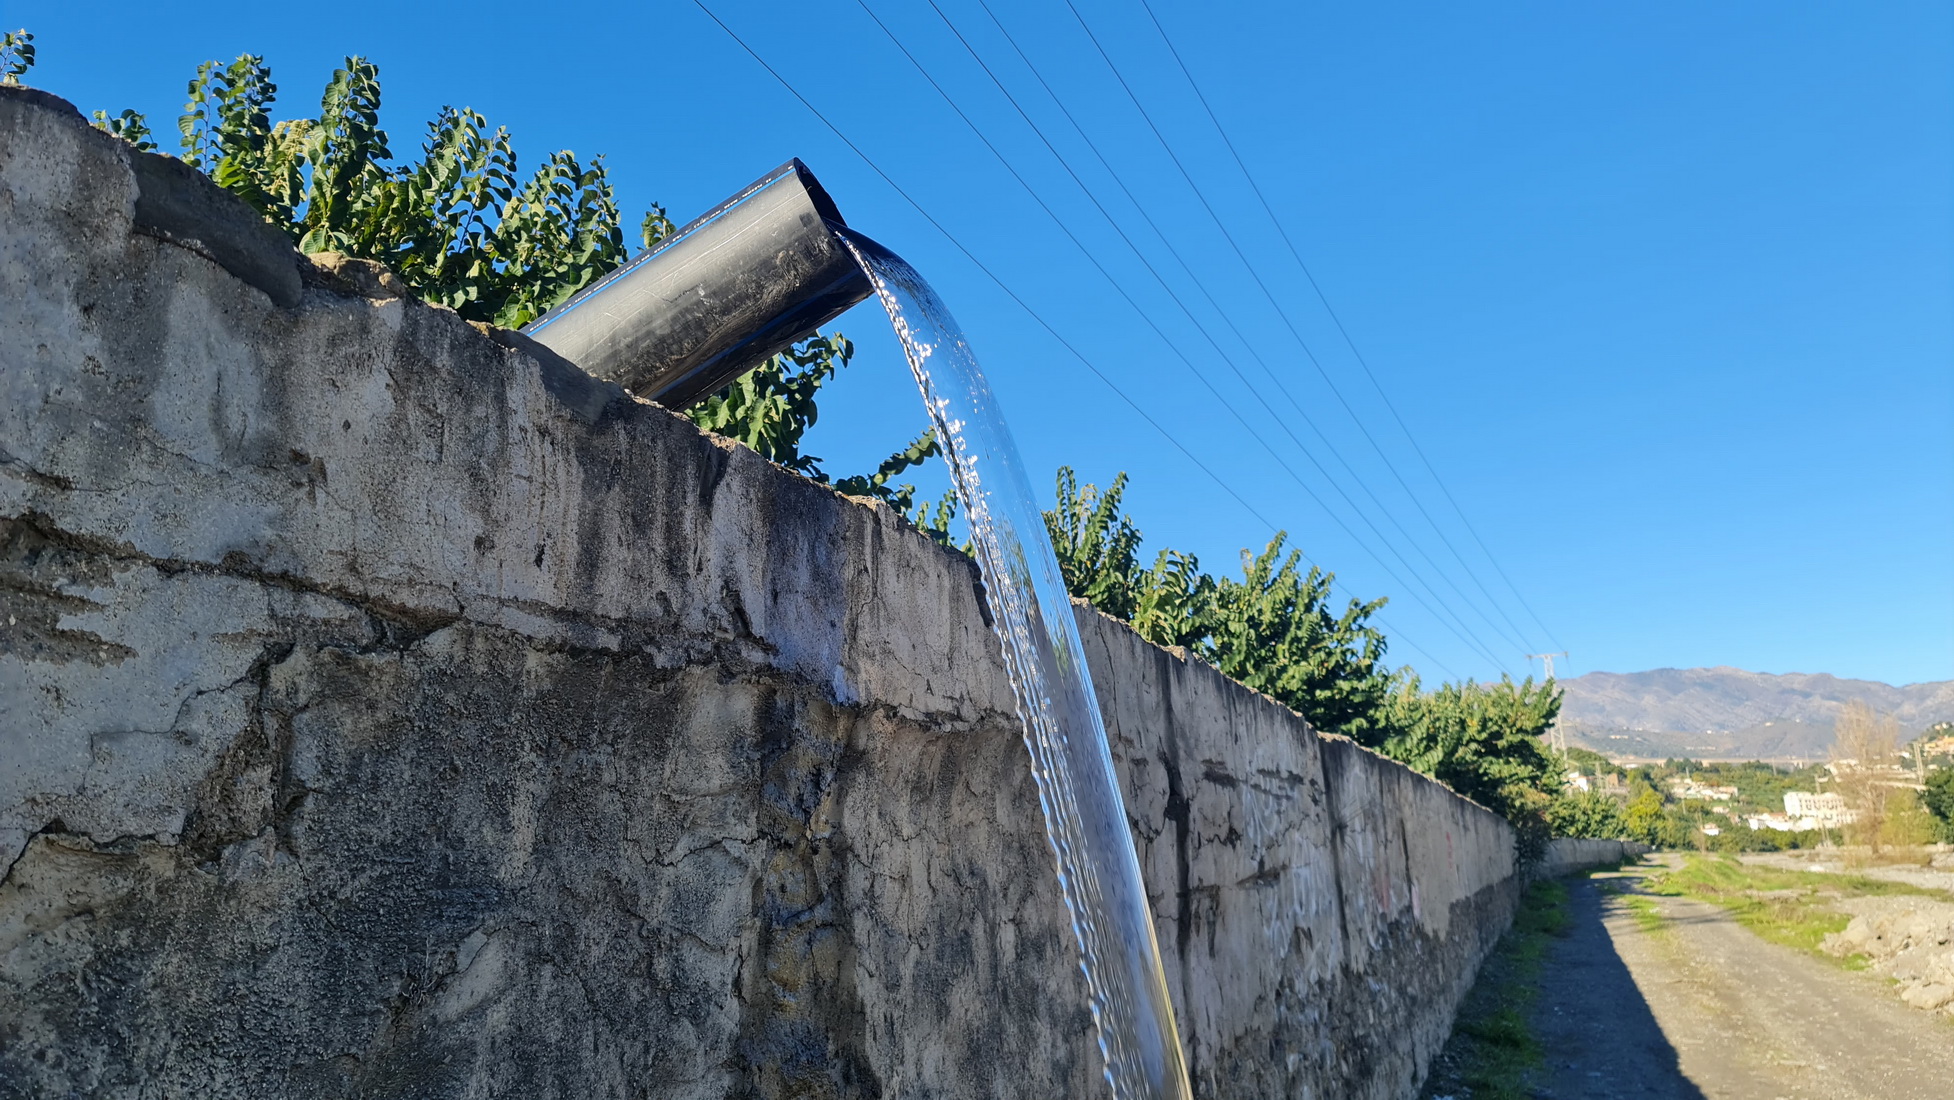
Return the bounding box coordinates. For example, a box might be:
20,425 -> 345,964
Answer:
837,228 -> 1193,1100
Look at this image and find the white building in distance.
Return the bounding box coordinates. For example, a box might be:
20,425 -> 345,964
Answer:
1783,791 -> 1856,829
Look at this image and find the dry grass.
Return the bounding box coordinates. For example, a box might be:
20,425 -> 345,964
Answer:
1643,854 -> 1950,963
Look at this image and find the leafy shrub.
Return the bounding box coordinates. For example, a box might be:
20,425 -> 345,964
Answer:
1,29 -> 32,85
1545,790 -> 1629,840
1208,535 -> 1392,743
1045,468 -> 1213,649
1044,467 -> 1568,844
1378,675 -> 1563,855
686,334 -> 950,530
105,53 -> 646,330
1924,768 -> 1954,843
72,43 -> 937,514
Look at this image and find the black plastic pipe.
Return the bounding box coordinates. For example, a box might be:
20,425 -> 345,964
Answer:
521,159 -> 871,409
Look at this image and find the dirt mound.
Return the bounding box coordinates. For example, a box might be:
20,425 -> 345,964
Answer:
1822,895 -> 1954,1014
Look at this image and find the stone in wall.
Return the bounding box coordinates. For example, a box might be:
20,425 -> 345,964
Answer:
0,85 -> 1518,1100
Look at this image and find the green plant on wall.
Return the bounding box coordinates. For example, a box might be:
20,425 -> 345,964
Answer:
684,333 -> 951,531
1,29 -> 33,85
1043,467 -> 1575,846
1208,534 -> 1392,742
90,109 -> 156,148
67,42 -> 937,516
146,54 -> 638,330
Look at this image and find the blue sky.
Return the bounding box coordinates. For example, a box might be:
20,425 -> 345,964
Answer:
18,1 -> 1951,686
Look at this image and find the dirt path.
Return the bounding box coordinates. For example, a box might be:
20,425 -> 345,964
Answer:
1531,859 -> 1954,1100
1528,869 -> 1698,1099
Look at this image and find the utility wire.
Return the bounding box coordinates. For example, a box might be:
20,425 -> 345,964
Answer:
941,0 -> 1537,659
850,0 -> 1513,669
687,0 -> 1466,681
1133,0 -> 1568,653
1059,0 -> 1553,660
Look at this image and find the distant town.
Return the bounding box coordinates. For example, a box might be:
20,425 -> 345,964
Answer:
1557,716 -> 1951,850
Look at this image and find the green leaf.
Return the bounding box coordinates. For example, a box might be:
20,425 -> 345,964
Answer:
89,108 -> 157,151
1,29 -> 35,85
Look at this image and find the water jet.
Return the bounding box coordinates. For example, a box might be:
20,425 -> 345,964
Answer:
532,161 -> 1194,1100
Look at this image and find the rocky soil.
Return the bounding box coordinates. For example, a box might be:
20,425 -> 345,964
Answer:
1822,895 -> 1954,1015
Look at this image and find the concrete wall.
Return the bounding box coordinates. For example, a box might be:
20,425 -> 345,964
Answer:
1532,838 -> 1650,881
0,87 -> 1519,1100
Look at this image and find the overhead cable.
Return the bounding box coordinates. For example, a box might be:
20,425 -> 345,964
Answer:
849,0 -> 1515,668
686,0 -> 1469,681
943,0 -> 1539,659
1132,0 -> 1569,653
1061,0 -> 1557,656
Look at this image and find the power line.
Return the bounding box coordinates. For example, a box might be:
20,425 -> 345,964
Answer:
686,0 -> 1467,681
1128,0 -> 1570,654
940,0 -> 1539,660
924,0 -> 1534,659
1058,0 -> 1558,657
849,0 -> 1514,668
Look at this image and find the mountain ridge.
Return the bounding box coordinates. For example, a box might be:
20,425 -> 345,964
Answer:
1556,666 -> 1954,760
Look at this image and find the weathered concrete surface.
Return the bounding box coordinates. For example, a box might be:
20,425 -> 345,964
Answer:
0,86 -> 1518,1100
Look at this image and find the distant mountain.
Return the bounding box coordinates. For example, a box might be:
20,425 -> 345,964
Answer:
1557,667 -> 1954,761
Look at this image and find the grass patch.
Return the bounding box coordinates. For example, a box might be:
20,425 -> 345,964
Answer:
1620,893 -> 1666,935
1421,878 -> 1571,1100
1643,854 -> 1948,962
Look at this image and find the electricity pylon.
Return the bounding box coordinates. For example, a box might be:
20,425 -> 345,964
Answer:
1526,651 -> 1569,681
1528,651 -> 1571,759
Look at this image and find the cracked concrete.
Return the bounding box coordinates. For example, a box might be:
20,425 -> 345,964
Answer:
2,85 -> 1521,1100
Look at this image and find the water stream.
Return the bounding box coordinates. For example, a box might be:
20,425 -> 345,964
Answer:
837,228 -> 1193,1100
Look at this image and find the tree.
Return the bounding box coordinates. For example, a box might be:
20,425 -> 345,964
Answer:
1922,768 -> 1954,844
1563,745 -> 1614,776
1621,785 -> 1682,848
682,335 -> 948,529
1038,468 -> 1575,842
1832,701 -> 1905,853
1128,548 -> 1216,652
1043,471 -> 1394,738
1045,468 -> 1146,621
1044,468 -> 1215,650
74,46 -> 938,518
1545,790 -> 1628,839
1206,536 -> 1391,742
122,54 -> 646,329
1375,675 -> 1563,852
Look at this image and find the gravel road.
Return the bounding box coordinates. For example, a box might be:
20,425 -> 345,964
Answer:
1530,858 -> 1954,1100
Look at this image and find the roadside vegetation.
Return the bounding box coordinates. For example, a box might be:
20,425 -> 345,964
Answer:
1043,468 -> 1570,853
1555,732 -> 1951,855
33,35 -> 953,526
1925,765 -> 1954,843
1419,878 -> 1574,1099
1641,853 -> 1952,964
